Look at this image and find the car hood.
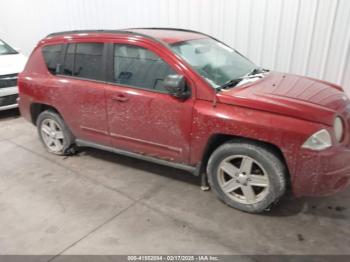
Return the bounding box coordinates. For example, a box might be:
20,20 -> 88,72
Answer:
217,72 -> 349,126
0,53 -> 27,75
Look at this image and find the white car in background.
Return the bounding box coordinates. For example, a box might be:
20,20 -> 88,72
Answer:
0,39 -> 27,111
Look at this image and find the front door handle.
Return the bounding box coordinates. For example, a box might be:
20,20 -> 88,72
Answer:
111,94 -> 129,102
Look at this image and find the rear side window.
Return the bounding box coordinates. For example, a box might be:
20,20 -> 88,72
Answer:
61,42 -> 104,81
74,43 -> 104,81
42,45 -> 62,74
63,44 -> 75,76
113,44 -> 175,92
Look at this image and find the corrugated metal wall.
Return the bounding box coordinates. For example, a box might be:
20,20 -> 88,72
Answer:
1,0 -> 350,92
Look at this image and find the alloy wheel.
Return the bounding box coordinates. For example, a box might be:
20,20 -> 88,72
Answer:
217,155 -> 270,204
40,118 -> 65,153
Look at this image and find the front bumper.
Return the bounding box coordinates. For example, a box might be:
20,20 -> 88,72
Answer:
0,86 -> 19,111
292,145 -> 350,197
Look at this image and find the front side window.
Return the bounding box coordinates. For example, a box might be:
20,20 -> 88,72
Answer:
0,39 -> 18,56
170,38 -> 256,88
113,44 -> 175,92
42,44 -> 62,74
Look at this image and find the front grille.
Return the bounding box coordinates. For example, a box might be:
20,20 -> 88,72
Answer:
0,73 -> 18,89
0,94 -> 18,107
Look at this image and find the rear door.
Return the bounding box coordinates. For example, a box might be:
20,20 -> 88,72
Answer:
52,41 -> 110,146
104,41 -> 195,163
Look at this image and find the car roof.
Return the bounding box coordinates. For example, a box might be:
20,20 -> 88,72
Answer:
45,28 -> 207,45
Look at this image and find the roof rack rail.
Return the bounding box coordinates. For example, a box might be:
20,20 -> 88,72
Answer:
45,27 -> 230,50
45,29 -> 168,46
46,27 -> 209,40
128,27 -> 223,45
127,27 -> 205,34
46,29 -> 133,37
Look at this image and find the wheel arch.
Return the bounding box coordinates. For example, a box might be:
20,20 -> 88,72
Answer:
30,103 -> 61,125
199,134 -> 290,186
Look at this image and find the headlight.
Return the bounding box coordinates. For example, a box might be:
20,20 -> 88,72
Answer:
334,117 -> 344,142
302,129 -> 332,151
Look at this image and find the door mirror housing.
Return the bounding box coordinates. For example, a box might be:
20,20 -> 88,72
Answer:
163,74 -> 189,99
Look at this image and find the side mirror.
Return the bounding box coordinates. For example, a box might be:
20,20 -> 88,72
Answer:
163,74 -> 189,99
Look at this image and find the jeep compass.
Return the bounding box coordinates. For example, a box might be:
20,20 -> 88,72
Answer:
18,28 -> 350,213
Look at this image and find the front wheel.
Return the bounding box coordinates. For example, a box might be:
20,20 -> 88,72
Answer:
207,140 -> 287,213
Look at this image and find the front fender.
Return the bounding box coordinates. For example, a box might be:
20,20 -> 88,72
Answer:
190,101 -> 324,182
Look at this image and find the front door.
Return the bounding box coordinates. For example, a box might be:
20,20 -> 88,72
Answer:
105,43 -> 194,163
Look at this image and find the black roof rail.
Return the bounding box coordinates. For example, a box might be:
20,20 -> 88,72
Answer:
128,27 -> 228,47
127,27 -> 204,34
127,27 -> 216,39
46,29 -> 133,37
45,27 -> 230,50
46,28 -> 206,37
45,29 -> 168,47
46,27 -> 211,40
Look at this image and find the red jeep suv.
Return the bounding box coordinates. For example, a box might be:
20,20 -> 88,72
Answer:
18,28 -> 350,213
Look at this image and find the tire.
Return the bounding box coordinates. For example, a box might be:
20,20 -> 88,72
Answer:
207,140 -> 287,213
36,110 -> 75,156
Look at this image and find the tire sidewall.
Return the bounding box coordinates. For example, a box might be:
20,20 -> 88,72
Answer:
36,110 -> 74,155
207,142 -> 286,213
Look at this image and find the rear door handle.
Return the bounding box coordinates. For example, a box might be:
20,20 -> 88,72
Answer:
111,94 -> 129,102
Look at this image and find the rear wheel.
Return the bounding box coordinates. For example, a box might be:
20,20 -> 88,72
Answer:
207,140 -> 287,213
36,110 -> 74,155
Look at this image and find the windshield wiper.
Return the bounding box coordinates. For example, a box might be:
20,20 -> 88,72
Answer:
220,67 -> 269,90
248,67 -> 269,76
220,78 -> 244,89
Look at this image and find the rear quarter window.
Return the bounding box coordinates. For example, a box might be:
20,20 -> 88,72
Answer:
42,45 -> 63,74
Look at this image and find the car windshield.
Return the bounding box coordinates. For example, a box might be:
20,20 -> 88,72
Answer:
0,39 -> 18,55
170,38 -> 257,89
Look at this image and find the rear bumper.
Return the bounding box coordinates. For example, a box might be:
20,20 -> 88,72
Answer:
292,146 -> 350,197
0,86 -> 18,111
